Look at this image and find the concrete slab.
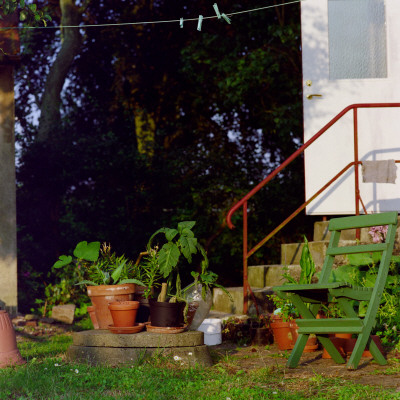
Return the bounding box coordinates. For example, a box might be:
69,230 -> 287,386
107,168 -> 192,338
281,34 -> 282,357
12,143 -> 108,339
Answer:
67,330 -> 213,367
280,240 -> 356,266
212,286 -> 274,315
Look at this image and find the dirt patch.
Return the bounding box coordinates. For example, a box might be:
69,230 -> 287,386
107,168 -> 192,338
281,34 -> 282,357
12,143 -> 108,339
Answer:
210,341 -> 400,390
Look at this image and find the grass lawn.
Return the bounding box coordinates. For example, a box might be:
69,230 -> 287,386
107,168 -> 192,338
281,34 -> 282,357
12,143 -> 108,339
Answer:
2,333 -> 400,399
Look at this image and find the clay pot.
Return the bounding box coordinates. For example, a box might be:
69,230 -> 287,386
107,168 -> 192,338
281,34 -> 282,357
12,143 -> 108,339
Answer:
87,284 -> 136,329
108,301 -> 139,327
149,299 -> 185,327
270,317 -> 293,350
289,321 -> 318,352
0,310 -> 25,368
87,305 -> 99,329
322,335 -> 384,359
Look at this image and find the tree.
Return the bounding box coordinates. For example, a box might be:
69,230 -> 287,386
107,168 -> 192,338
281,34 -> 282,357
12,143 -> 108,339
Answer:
15,1 -> 308,310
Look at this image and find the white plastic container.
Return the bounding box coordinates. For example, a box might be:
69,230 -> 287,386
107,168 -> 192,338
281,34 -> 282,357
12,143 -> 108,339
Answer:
197,318 -> 222,346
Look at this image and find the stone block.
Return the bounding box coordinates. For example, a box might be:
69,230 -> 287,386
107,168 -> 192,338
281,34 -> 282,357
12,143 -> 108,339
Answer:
51,304 -> 76,324
67,330 -> 212,367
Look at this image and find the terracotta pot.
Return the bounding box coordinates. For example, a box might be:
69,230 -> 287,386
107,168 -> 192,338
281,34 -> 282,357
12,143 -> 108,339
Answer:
322,335 -> 384,359
87,284 -> 136,329
289,321 -> 318,352
0,310 -> 25,368
108,301 -> 139,327
270,318 -> 293,350
335,333 -> 352,339
87,305 -> 99,329
149,299 -> 185,327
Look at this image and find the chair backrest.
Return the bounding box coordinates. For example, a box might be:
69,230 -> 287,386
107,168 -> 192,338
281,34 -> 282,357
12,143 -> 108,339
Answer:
318,212 -> 398,286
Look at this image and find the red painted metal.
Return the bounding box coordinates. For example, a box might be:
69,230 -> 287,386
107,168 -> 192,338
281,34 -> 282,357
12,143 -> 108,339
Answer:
226,103 -> 400,314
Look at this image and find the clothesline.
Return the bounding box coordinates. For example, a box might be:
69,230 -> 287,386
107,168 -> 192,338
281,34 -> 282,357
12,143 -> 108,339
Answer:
0,0 -> 302,30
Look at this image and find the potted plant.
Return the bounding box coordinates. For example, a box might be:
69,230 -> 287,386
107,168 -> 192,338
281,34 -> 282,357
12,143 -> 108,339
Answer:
53,241 -> 144,329
142,220 -> 231,328
272,236 -> 318,351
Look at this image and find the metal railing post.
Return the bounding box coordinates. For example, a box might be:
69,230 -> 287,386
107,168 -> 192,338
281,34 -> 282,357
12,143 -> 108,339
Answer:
354,108 -> 361,239
243,201 -> 248,314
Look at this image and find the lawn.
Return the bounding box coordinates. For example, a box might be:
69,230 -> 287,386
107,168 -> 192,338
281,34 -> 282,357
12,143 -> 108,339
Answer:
2,331 -> 400,399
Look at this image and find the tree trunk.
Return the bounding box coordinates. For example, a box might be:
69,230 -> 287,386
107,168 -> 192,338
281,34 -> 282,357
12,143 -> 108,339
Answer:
37,0 -> 82,142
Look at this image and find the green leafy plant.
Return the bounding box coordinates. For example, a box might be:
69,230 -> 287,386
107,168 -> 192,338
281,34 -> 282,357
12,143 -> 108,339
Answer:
144,221 -> 232,305
267,294 -> 298,322
283,235 -> 316,285
53,241 -> 145,287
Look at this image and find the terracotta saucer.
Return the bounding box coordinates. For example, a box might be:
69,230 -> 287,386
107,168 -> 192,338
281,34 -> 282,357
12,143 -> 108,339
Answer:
108,323 -> 145,334
146,324 -> 187,334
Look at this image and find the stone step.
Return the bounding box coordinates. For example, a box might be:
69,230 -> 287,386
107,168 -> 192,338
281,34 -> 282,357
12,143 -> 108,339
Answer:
313,217 -> 400,254
280,239 -> 356,266
212,286 -> 274,315
313,221 -> 375,242
248,264 -> 301,288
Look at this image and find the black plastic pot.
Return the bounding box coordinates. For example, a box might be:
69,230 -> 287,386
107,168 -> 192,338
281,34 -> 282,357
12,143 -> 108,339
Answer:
149,299 -> 185,327
135,298 -> 151,323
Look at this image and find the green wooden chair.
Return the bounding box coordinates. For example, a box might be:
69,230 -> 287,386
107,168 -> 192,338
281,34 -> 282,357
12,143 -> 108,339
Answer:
274,211 -> 398,369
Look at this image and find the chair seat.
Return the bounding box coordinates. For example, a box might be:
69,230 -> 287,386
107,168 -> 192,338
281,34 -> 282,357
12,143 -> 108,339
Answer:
275,282 -> 373,302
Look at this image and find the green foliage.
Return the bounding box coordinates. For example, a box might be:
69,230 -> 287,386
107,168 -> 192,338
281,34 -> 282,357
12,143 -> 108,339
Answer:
329,254 -> 400,347
0,0 -> 52,26
283,236 -> 316,285
15,1 -> 308,313
54,241 -> 144,286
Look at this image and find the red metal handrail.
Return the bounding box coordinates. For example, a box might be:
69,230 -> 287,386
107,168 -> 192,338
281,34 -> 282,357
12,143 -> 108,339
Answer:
226,103 -> 400,314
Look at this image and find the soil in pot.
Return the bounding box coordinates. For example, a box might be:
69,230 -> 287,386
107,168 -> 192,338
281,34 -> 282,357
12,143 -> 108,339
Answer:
149,299 -> 185,327
108,301 -> 139,327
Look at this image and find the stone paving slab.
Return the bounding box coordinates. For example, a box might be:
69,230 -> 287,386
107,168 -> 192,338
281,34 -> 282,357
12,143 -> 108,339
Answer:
67,344 -> 213,367
71,329 -> 204,347
67,329 -> 212,367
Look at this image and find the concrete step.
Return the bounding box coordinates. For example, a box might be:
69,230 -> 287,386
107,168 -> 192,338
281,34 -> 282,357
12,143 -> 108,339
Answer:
212,286 -> 274,315
280,239 -> 356,266
313,221 -> 374,242
248,264 -> 302,288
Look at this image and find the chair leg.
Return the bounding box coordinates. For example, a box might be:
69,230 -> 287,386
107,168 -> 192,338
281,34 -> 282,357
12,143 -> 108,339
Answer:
368,336 -> 387,366
317,335 -> 346,364
347,333 -> 372,369
286,334 -> 308,368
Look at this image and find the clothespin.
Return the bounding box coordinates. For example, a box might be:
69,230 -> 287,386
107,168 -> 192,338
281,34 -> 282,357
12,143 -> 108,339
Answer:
221,13 -> 231,24
197,15 -> 203,31
213,3 -> 221,19
180,17 -> 183,28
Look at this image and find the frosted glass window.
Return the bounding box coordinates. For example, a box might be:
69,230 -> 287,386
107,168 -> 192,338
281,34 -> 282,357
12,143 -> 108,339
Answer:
328,0 -> 387,79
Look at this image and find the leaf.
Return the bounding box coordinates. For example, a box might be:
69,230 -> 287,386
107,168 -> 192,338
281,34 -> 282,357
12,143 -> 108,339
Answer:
75,280 -> 97,286
347,253 -> 374,266
53,255 -> 72,268
180,236 -> 197,262
20,0 -> 25,8
181,227 -> 194,238
119,279 -> 146,286
73,241 -> 100,261
28,3 -> 36,11
158,242 -> 180,278
111,261 -> 125,283
165,228 -> 178,242
177,221 -> 196,233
